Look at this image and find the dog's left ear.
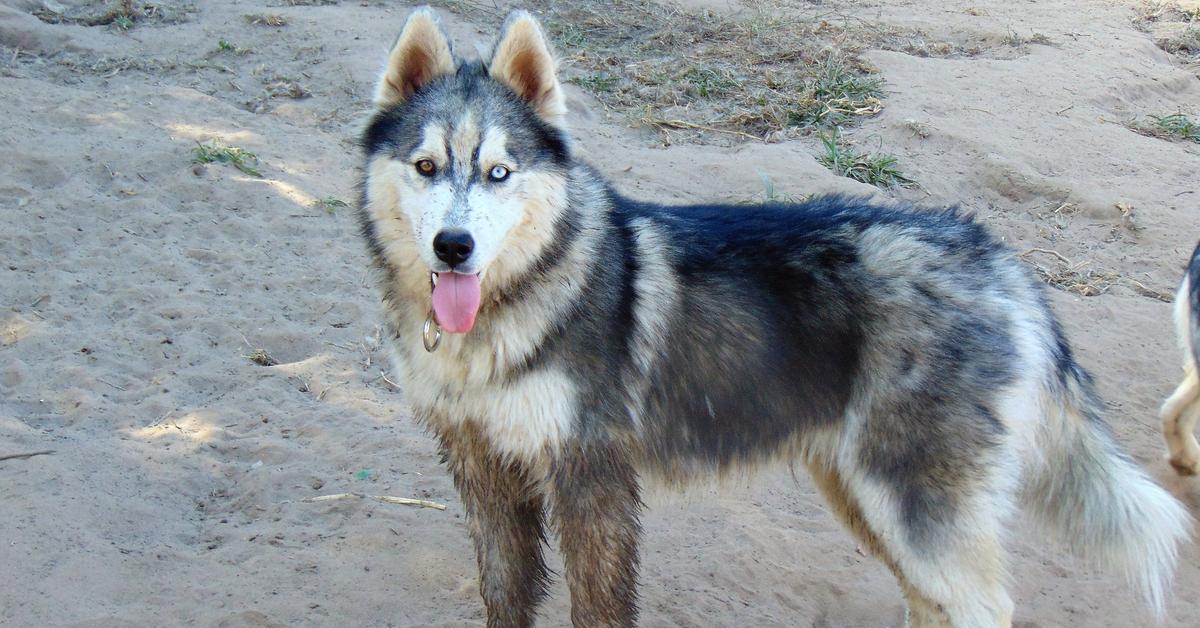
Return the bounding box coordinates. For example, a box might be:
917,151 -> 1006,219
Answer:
488,11 -> 567,127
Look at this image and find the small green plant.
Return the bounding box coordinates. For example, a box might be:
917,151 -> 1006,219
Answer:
315,196 -> 350,213
1133,113 -> 1200,142
113,14 -> 134,30
818,132 -> 914,188
193,141 -> 263,177
757,174 -> 807,204
215,39 -> 251,55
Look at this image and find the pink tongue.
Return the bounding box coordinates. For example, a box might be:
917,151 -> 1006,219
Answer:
431,272 -> 482,334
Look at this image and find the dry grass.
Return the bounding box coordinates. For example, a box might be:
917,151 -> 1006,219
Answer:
246,14 -> 289,27
1134,1 -> 1200,30
1019,249 -> 1172,301
1160,25 -> 1200,57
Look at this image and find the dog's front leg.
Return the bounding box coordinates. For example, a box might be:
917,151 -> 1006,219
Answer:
550,441 -> 642,627
438,425 -> 549,628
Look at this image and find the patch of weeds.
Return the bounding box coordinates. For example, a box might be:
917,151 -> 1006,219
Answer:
569,72 -> 618,94
430,1 -> 887,143
682,66 -> 739,98
315,196 -> 349,213
192,141 -> 263,177
1130,113 -> 1200,142
246,13 -> 289,27
1003,29 -> 1052,47
785,57 -> 884,129
817,131 -> 914,188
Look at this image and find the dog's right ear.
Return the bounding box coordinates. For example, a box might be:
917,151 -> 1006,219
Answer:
374,7 -> 455,108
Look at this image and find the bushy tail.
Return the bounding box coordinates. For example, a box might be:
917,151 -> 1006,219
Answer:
1022,361 -> 1192,619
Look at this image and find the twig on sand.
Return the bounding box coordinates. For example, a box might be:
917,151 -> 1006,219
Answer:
1124,278 -> 1174,303
639,116 -> 764,142
0,450 -> 56,462
1020,247 -> 1072,265
303,492 -> 447,511
379,371 -> 403,390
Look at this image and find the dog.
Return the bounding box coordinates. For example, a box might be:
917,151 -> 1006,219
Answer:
355,8 -> 1190,626
1161,242 -> 1200,475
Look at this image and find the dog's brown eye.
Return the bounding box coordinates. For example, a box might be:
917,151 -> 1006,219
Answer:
416,159 -> 436,176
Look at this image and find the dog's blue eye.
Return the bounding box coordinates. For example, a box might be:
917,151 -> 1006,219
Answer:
488,165 -> 510,182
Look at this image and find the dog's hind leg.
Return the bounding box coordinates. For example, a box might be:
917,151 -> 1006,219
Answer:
805,457 -> 950,627
844,470 -> 1015,627
833,402 -> 1019,628
550,441 -> 641,627
437,423 -> 550,628
1161,363 -> 1200,475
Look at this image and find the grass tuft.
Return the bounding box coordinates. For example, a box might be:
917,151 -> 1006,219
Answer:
246,349 -> 279,367
818,131 -> 914,188
1002,29 -> 1052,47
192,141 -> 263,177
1131,113 -> 1200,142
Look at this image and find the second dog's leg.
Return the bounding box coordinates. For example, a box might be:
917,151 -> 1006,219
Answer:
1161,364 -> 1200,475
551,442 -> 642,627
438,424 -> 550,628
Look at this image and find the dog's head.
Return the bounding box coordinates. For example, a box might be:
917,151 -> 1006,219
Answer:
361,8 -> 571,334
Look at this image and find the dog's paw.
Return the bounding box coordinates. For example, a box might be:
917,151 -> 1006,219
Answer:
1168,455 -> 1200,476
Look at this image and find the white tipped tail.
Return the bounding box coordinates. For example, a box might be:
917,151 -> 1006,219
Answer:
1023,363 -> 1192,619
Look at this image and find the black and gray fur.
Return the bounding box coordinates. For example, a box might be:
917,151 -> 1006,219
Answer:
356,8 -> 1191,627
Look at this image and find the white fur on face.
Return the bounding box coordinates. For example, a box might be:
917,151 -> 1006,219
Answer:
405,119 -> 528,275
368,117 -> 568,297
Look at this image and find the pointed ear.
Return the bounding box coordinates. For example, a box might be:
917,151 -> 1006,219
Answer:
374,7 -> 455,108
488,11 -> 567,126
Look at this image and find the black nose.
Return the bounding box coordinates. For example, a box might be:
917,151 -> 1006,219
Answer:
432,229 -> 474,267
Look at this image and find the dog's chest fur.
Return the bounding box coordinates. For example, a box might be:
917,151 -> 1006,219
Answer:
390,309 -> 579,463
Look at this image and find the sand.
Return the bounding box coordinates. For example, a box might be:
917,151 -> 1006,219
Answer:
1,0 -> 1199,625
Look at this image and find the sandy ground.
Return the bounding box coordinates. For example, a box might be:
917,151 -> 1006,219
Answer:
2,0 -> 1200,626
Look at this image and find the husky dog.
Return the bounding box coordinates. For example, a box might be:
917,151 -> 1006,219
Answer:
356,8 -> 1190,626
1162,243 -> 1200,475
